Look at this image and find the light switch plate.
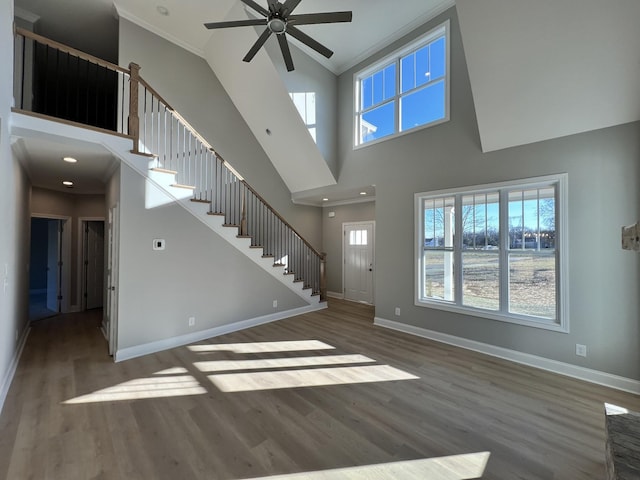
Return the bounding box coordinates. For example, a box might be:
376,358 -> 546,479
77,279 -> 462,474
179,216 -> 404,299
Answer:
153,239 -> 166,251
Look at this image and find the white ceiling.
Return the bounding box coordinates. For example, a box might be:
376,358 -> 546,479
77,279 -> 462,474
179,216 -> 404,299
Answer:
114,0 -> 455,75
12,136 -> 118,195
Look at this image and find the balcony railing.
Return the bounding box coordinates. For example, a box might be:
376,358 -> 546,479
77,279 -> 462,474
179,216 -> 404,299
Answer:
13,27 -> 326,300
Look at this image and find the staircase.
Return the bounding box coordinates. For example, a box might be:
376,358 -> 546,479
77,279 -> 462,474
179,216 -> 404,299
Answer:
13,27 -> 326,304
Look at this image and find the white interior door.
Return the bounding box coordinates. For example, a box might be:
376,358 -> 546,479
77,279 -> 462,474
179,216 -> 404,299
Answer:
343,222 -> 375,304
104,205 -> 119,355
46,220 -> 61,312
84,221 -> 105,310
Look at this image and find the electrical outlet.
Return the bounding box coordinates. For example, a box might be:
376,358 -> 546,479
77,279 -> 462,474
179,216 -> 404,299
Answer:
188,316 -> 196,327
576,344 -> 587,357
395,307 -> 401,316
273,300 -> 278,308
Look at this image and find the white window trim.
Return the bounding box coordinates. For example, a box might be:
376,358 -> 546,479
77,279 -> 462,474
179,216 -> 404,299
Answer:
353,20 -> 450,150
414,174 -> 570,333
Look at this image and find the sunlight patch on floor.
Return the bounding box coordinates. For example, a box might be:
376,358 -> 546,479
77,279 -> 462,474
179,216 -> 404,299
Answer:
194,354 -> 376,373
242,453 -> 491,479
208,365 -> 419,393
188,340 -> 335,354
153,367 -> 189,375
63,375 -> 206,404
605,403 -> 630,416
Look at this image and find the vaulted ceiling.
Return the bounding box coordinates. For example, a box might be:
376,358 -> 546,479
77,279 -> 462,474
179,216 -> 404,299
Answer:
12,0 -> 640,200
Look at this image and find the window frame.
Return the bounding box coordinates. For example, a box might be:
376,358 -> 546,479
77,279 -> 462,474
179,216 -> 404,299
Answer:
353,20 -> 450,149
414,174 -> 569,332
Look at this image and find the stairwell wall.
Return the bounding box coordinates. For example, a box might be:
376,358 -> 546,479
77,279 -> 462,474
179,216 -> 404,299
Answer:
118,19 -> 322,250
115,162 -> 307,351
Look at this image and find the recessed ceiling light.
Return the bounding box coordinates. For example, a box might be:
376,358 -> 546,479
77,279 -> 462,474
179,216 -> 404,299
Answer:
156,5 -> 169,16
63,156 -> 77,163
322,198 -> 329,202
360,192 -> 367,195
63,181 -> 73,186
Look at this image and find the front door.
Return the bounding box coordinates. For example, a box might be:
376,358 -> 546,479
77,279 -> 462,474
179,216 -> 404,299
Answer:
343,222 -> 375,304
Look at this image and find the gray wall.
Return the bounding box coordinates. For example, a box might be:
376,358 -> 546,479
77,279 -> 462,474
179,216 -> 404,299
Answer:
0,0 -> 31,409
336,8 -> 640,379
322,202 -> 376,294
265,40 -> 339,177
116,163 -> 306,350
118,19 -> 323,250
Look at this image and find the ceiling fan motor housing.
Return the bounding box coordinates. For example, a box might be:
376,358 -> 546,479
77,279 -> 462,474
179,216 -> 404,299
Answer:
268,16 -> 287,34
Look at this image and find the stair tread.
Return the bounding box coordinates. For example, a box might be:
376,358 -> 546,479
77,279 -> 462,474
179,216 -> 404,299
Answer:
131,150 -> 158,158
191,198 -> 210,204
207,212 -> 225,216
151,167 -> 178,175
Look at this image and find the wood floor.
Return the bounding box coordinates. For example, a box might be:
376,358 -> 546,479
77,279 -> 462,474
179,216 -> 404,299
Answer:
1,299 -> 639,479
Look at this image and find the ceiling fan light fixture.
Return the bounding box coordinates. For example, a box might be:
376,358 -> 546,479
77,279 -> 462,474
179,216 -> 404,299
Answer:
268,17 -> 287,34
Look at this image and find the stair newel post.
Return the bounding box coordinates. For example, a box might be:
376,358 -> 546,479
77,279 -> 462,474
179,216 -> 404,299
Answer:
320,252 -> 327,301
128,62 -> 141,154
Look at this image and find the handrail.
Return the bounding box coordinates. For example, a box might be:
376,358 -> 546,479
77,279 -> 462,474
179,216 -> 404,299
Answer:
12,28 -> 326,300
137,76 -> 245,181
14,27 -> 129,75
241,179 -> 323,258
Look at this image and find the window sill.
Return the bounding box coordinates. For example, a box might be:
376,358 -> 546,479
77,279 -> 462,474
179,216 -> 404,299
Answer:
353,116 -> 450,151
414,298 -> 568,333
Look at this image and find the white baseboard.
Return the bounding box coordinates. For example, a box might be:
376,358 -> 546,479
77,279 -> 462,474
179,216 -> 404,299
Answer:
115,303 -> 327,362
0,326 -> 31,415
374,317 -> 640,395
327,291 -> 344,300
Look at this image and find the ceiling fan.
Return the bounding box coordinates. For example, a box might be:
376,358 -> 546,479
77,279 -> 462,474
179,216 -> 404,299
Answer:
204,0 -> 352,72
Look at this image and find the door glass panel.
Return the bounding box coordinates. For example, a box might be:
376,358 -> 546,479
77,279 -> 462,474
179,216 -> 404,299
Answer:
349,230 -> 368,246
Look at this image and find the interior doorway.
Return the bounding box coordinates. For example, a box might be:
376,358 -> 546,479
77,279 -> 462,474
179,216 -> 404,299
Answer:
343,221 -> 375,305
81,220 -> 105,311
29,216 -> 71,321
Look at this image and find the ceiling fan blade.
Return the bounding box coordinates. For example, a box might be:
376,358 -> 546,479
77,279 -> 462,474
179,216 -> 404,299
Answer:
266,0 -> 278,14
287,25 -> 333,59
277,34 -> 295,72
239,0 -> 270,17
243,28 -> 273,63
281,0 -> 302,16
288,12 -> 353,26
204,19 -> 265,29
